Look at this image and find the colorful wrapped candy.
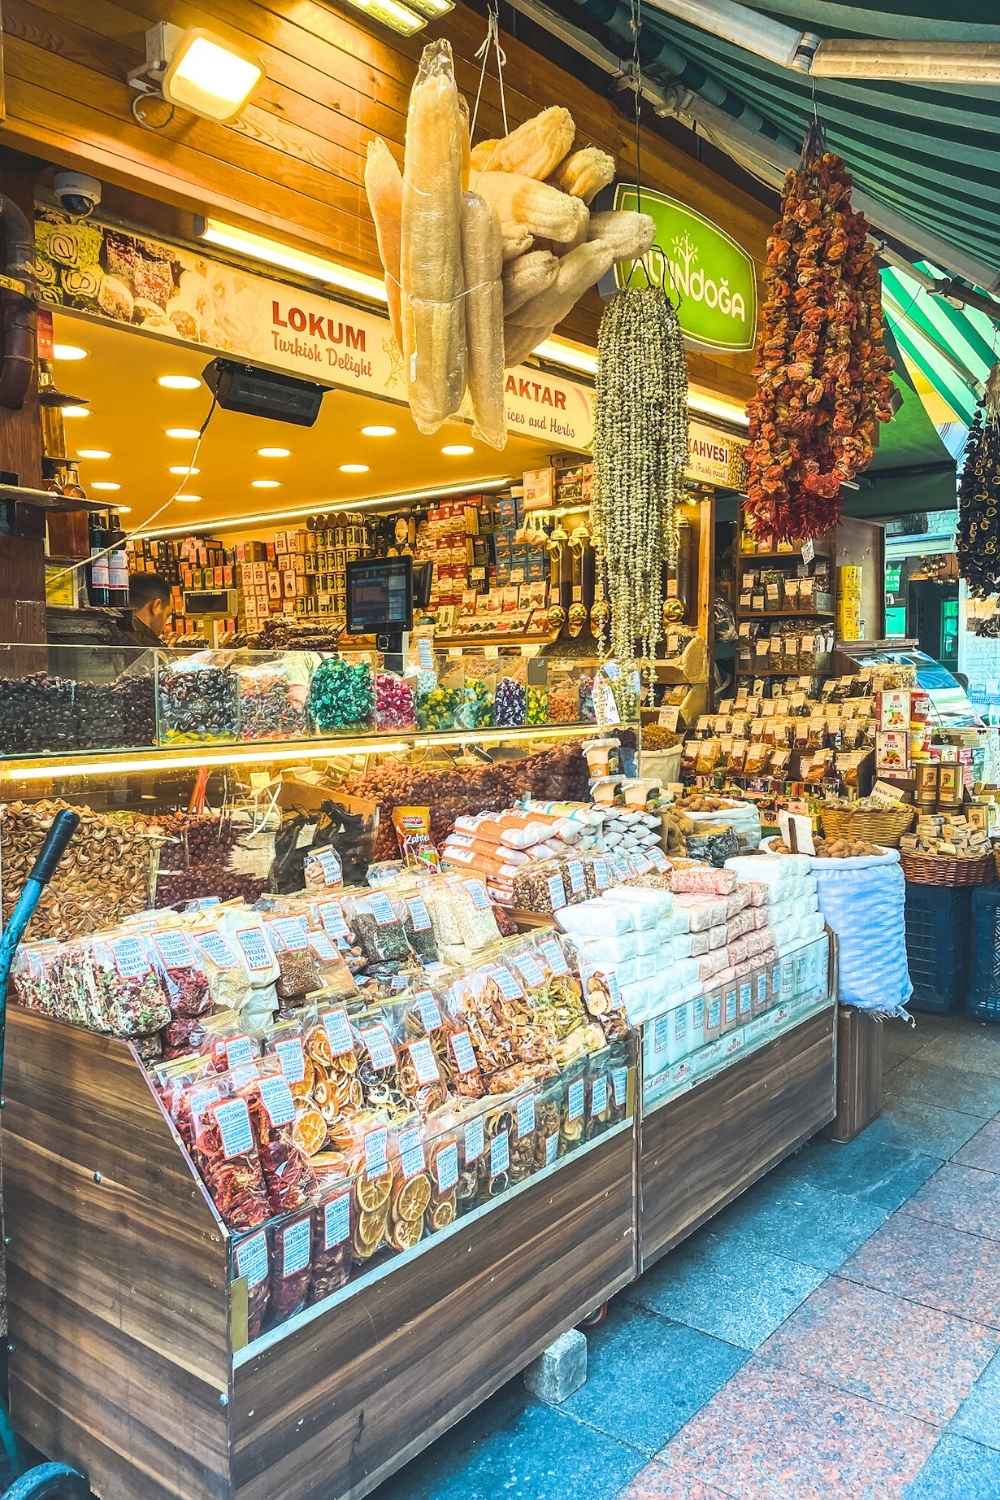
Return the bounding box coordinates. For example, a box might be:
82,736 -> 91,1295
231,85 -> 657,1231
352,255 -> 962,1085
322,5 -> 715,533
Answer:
308,657 -> 374,733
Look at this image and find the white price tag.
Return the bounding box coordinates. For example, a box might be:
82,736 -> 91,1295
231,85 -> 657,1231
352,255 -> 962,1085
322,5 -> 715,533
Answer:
565,861 -> 586,896
463,880 -> 491,911
540,939 -> 569,977
407,898 -> 432,932
567,1078 -> 585,1121
214,1098 -> 254,1160
513,953 -> 544,989
154,931 -> 195,969
756,973 -> 768,1007
545,1133 -> 559,1166
235,926 -> 273,972
319,902 -> 350,940
258,1075 -> 295,1128
399,1126 -> 425,1179
591,1075 -> 609,1116
280,1217 -> 312,1278
652,1014 -> 671,1055
413,990 -> 442,1032
490,1130 -> 510,1175
361,1024 -> 396,1071
364,1127 -> 388,1177
322,1010 -> 355,1058
648,848 -> 669,872
546,873 -> 567,911
274,1037 -> 306,1083
224,1035 -> 255,1070
435,1142 -> 458,1193
275,917 -> 309,951
198,931 -> 237,969
450,1030 -> 478,1075
111,937 -> 151,978
309,931 -> 338,962
516,1094 -> 536,1139
408,1038 -> 439,1086
592,858 -> 610,890
365,893 -> 395,926
491,966 -> 524,1001
739,982 -> 753,1019
725,990 -> 738,1026
464,1115 -> 485,1163
235,1230 -> 268,1288
324,1194 -> 350,1250
611,1067 -> 628,1108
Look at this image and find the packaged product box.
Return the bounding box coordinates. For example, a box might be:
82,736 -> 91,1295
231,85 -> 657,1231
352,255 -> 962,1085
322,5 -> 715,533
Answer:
876,730 -> 909,773
522,467 -> 556,511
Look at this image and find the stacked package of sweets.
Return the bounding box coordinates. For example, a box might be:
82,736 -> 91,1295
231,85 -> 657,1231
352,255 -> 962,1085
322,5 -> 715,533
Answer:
235,657 -> 310,741
158,654 -> 239,743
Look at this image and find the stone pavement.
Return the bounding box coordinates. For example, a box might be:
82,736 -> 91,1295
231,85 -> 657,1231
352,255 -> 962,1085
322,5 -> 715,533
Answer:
372,1011 -> 1000,1500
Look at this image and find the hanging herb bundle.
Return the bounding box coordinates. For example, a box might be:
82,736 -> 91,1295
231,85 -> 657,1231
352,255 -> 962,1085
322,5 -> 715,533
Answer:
745,127 -> 895,542
592,285 -> 688,668
957,364 -> 1000,597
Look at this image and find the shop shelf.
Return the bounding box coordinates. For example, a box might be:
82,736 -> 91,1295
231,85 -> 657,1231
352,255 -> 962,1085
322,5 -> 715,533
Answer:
966,885 -> 1000,1023
903,883 -> 972,1014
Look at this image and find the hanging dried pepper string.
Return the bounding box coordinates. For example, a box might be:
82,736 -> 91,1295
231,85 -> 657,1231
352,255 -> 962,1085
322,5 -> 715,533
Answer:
957,364 -> 1000,597
744,126 -> 894,542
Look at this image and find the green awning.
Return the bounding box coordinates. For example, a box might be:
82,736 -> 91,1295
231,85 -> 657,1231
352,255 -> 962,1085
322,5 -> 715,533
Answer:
552,0 -> 1000,279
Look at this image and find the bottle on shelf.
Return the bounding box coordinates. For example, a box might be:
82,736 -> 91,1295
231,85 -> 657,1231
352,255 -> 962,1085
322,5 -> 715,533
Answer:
106,510 -> 130,608
86,509 -> 110,608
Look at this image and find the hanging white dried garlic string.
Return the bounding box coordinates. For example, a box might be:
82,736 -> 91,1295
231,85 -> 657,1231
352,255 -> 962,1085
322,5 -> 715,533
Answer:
592,285 -> 688,676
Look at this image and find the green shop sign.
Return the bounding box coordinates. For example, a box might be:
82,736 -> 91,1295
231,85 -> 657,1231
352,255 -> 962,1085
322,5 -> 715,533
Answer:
608,186 -> 757,352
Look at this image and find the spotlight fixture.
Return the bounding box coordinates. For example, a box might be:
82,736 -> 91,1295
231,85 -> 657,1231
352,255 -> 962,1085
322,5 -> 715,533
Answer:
128,22 -> 262,123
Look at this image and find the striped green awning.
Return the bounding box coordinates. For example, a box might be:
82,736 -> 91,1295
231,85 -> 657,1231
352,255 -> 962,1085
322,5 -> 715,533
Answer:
551,0 -> 1000,279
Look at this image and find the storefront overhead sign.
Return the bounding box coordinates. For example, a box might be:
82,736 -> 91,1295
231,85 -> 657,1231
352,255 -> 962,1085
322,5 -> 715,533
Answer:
687,422 -> 745,488
603,187 -> 758,354
35,210 -> 595,453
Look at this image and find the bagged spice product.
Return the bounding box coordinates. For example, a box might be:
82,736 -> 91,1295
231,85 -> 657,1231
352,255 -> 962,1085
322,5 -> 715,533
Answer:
269,1211 -> 314,1327
89,931 -> 172,1037
150,925 -> 213,1019
309,1179 -> 355,1304
233,1226 -> 271,1343
344,891 -> 412,964
448,875 -> 501,951
265,916 -> 323,1003
190,1088 -> 271,1230
238,1068 -> 320,1216
392,890 -> 439,965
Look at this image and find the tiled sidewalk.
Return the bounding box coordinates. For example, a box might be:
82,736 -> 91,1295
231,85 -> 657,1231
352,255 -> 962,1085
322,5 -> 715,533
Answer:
373,1013 -> 1000,1500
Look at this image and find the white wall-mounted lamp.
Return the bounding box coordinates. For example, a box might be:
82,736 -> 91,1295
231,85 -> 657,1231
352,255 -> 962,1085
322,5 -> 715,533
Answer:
129,23 -> 262,124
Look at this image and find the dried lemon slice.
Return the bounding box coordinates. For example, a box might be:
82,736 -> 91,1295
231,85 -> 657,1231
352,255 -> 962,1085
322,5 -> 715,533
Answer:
393,1172 -> 431,1223
292,1107 -> 327,1156
355,1168 -> 392,1214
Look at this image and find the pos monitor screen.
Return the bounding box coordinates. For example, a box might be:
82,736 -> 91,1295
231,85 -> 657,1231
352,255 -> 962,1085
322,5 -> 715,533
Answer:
347,556 -> 413,638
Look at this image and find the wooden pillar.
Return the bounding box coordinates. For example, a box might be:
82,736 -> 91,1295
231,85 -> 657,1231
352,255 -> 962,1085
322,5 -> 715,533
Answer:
0,157 -> 45,645
824,1005 -> 884,1142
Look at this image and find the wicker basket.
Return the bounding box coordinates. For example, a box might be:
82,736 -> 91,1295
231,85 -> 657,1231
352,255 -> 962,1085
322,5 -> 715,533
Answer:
901,851 -> 994,887
820,805 -> 915,848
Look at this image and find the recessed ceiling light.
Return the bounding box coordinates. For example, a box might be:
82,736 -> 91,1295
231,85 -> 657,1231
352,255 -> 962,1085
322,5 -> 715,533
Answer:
361,425 -> 397,438
91,481 -> 121,492
339,463 -> 369,474
175,493 -> 201,503
251,478 -> 281,489
158,374 -> 201,390
77,448 -> 111,460
61,405 -> 89,418
257,446 -> 291,459
113,505 -> 132,514
53,344 -> 87,361
166,426 -> 201,440
441,444 -> 475,457
169,465 -> 200,476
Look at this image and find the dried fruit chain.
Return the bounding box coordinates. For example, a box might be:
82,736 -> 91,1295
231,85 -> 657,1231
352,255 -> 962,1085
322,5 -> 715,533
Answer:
744,133 -> 894,542
957,365 -> 1000,597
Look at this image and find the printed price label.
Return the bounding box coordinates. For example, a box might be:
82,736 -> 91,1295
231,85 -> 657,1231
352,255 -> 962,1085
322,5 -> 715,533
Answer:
490,1130 -> 510,1175
692,998 -> 705,1029
546,873 -> 567,911
228,1063 -> 259,1090
154,931 -> 195,969
611,853 -> 630,881
406,898 -> 432,932
310,848 -> 342,886
235,927 -> 273,972
652,1014 -> 671,1055
512,954 -> 544,989
280,1217 -> 312,1279
215,1098 -> 254,1160
463,879 -> 490,911
631,855 -> 654,875
324,1194 -> 350,1250
450,1030 -> 478,1075
567,1078 -> 585,1121
565,861 -> 586,896
491,966 -> 524,1002
399,1126 -> 425,1179
365,892 -> 395,926
111,937 -> 151,979
417,636 -> 435,670
592,857 -> 610,890
319,903 -> 350,940
224,1035 -> 255,1069
464,1115 -> 485,1163
275,1037 -> 306,1084
545,1133 -> 559,1166
435,1142 -> 458,1193
540,939 -> 569,977
673,1008 -> 688,1041
611,1067 -> 629,1108
413,991 -> 442,1032
364,1127 -> 388,1177
708,997 -> 722,1030
756,973 -> 768,1007
725,990 -> 738,1026
739,982 -> 753,1019
322,1010 -> 355,1058
259,1075 -> 295,1127
197,931 -> 238,969
235,1231 -> 268,1288
310,931 -> 338,963
361,1024 -> 396,1071
390,976 -> 409,994
188,1084 -> 220,1134
516,1094 -> 536,1139
591,1075 -> 609,1116
408,1038 -> 439,1086
275,917 -> 309,951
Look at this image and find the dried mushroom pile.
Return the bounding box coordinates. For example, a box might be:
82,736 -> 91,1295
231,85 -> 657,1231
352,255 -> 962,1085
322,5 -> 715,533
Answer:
1,800 -> 159,938
366,40 -> 654,447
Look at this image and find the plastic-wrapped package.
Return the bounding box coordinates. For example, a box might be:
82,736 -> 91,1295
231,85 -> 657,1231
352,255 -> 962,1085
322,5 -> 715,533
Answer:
426,1129 -> 460,1231
233,1227 -> 271,1343
238,1067 -> 320,1216
158,653 -> 238,744
556,899 -> 634,939
344,891 -> 412,965
197,912 -> 279,1029
391,890 -> 439,966
373,669 -> 417,732
190,1088 -> 270,1230
264,916 -> 324,1003
494,668 -> 527,728
309,1179 -> 354,1304
89,932 -> 172,1036
303,846 -> 344,891
456,662 -> 496,729
150,926 -> 213,1019
585,1058 -> 614,1140
560,1061 -> 587,1151
235,656 -> 310,741
447,875 -> 501,952
269,1211 -> 314,1328
508,861 -> 567,915
387,1122 -> 433,1250
307,657 -> 374,734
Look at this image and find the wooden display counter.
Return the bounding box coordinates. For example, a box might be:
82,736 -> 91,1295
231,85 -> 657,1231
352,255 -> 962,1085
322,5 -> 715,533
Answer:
638,1007 -> 837,1269
3,1011 -> 636,1500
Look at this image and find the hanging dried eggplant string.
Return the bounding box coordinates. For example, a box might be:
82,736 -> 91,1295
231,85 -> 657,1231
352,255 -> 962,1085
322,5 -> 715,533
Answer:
592,0 -> 688,678
957,363 -> 1000,598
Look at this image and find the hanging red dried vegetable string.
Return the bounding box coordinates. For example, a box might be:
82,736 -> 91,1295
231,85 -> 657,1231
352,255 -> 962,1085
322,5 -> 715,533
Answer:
745,125 -> 895,542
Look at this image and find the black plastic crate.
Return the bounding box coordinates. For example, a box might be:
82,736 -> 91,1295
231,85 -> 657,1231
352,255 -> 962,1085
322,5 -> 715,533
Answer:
968,885 -> 1000,1024
904,882 -> 972,1014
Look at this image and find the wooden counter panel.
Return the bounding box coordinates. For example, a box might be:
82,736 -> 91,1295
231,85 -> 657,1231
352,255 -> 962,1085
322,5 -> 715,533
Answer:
639,1010 -> 836,1270
5,1013 -> 230,1500
232,1128 -> 635,1500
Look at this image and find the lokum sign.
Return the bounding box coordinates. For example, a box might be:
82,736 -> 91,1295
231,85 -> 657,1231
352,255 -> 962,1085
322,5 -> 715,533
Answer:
607,187 -> 758,353
34,210 -> 594,452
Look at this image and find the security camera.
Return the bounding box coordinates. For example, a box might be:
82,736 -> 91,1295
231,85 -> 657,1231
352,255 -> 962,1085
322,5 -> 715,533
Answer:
52,172 -> 102,218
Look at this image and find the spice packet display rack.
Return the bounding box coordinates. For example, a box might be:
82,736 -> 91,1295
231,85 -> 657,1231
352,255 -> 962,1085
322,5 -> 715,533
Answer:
0,644 -> 613,758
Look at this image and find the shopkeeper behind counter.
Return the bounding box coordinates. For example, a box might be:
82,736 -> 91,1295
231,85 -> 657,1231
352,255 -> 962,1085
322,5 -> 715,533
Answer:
120,573 -> 171,648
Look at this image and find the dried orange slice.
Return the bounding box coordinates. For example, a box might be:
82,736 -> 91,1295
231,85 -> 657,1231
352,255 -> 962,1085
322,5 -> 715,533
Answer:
389,1213 -> 425,1251
305,1026 -> 333,1068
311,1151 -> 350,1179
352,1214 -> 385,1258
292,1107 -> 327,1156
331,1050 -> 358,1074
355,1168 -> 392,1214
430,1197 -> 456,1230
393,1172 -> 431,1223
289,1078 -> 313,1101
313,1081 -> 332,1107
